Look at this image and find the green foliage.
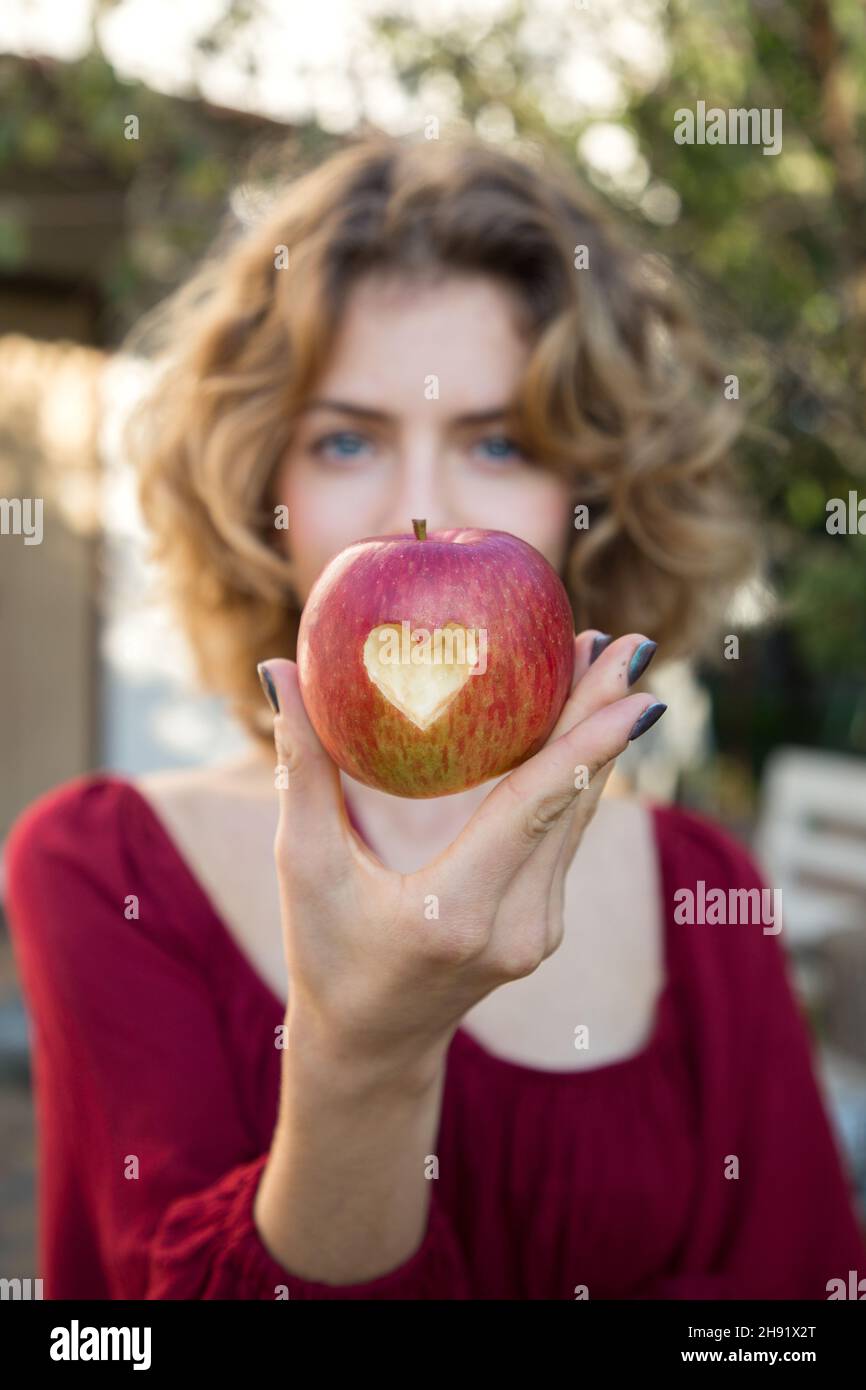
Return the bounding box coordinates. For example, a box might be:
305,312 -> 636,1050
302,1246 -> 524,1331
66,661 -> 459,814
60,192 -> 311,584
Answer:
0,48 -> 339,331
641,6 -> 862,696
789,535 -> 866,675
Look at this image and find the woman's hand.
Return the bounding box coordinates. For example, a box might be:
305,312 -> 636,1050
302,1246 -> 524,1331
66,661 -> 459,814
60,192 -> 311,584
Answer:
258,630 -> 665,1076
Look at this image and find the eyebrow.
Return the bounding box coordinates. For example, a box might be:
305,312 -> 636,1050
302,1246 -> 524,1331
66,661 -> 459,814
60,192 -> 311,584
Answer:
300,399 -> 513,427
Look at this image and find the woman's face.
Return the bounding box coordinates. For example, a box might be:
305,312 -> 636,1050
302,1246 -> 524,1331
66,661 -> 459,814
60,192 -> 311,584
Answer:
273,272 -> 574,604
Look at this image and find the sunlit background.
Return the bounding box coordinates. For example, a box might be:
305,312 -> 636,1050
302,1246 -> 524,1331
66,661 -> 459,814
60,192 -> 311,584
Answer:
1,0 -> 865,1281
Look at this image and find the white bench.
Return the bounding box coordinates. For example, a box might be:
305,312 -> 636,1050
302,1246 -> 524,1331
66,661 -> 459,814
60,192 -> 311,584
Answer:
755,747 -> 866,947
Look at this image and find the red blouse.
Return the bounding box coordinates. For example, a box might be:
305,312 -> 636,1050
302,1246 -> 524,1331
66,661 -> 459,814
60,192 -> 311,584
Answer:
4,772 -> 865,1300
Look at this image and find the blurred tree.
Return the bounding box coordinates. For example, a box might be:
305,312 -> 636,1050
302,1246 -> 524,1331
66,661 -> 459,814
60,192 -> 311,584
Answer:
0,48 -> 338,335
622,0 -> 866,761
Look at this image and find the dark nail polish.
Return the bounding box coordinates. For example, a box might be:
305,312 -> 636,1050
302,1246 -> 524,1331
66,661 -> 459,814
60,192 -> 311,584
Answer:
589,633 -> 613,665
627,639 -> 657,686
257,663 -> 279,714
628,702 -> 667,741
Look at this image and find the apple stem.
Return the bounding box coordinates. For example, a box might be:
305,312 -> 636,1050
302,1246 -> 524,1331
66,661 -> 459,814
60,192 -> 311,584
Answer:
412,518 -> 427,541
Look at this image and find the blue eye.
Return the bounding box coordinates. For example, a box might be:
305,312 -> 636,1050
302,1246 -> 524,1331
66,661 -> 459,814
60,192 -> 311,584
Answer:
308,431 -> 524,464
310,431 -> 370,460
477,435 -> 523,461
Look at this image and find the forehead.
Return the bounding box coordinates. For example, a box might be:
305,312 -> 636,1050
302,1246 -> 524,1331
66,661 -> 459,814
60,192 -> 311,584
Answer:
316,272 -> 531,404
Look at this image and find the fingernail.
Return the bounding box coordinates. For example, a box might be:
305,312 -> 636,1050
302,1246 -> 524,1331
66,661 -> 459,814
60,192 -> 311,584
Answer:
627,639 -> 657,686
628,702 -> 667,741
589,633 -> 613,665
257,662 -> 280,714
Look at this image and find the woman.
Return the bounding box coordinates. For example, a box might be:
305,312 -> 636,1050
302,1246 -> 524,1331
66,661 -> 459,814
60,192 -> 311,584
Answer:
5,131 -> 865,1300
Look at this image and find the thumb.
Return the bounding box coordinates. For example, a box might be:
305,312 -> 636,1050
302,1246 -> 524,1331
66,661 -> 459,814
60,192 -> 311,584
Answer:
257,658 -> 346,859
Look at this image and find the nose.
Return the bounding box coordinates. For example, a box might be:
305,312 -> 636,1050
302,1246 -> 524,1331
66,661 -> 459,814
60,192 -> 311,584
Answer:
377,433 -> 457,536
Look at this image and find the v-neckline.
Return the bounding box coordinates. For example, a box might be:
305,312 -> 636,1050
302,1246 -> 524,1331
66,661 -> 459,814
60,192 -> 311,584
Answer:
116,773 -> 677,1082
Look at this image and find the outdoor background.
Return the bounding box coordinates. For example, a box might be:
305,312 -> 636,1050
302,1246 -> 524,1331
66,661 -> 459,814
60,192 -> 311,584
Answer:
2,0 -> 865,1281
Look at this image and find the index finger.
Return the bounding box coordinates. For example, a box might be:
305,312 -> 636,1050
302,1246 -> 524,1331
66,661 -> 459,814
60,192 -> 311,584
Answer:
444,691 -> 665,903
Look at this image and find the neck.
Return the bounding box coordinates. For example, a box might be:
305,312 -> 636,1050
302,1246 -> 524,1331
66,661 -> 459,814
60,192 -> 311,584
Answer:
222,737 -> 630,870
341,771 -> 502,863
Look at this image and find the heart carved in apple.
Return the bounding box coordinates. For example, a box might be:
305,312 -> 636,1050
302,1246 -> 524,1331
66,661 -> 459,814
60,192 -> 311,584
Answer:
296,520 -> 575,798
363,621 -> 480,730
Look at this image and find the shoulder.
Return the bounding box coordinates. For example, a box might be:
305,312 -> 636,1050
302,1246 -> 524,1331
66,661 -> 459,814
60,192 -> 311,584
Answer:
3,773 -> 140,940
3,775 -> 135,1010
4,772 -> 133,886
134,765 -> 222,803
650,801 -> 766,892
651,801 -> 773,964
2,772 -> 198,967
594,797 -> 763,892
3,768 -> 216,879
649,801 -> 793,1035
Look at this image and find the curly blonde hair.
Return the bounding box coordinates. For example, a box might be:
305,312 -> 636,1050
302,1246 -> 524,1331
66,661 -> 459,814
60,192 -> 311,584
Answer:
125,128 -> 758,751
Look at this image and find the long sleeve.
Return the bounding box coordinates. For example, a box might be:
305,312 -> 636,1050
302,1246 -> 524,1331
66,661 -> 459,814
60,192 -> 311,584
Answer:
146,1152 -> 470,1299
640,811 -> 866,1300
3,777 -> 471,1300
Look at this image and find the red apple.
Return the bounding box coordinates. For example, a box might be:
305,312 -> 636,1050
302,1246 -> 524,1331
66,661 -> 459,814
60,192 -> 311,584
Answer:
296,519 -> 575,798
